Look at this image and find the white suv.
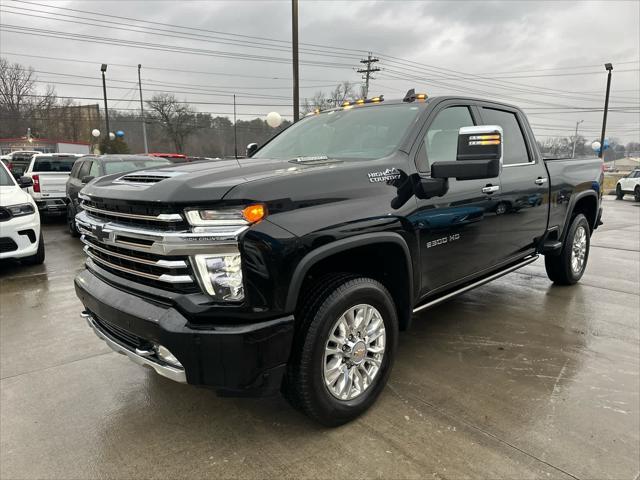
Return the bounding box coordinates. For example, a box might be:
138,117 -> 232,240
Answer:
615,169 -> 640,201
0,161 -> 44,264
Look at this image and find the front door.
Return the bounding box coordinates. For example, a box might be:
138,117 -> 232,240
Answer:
410,103 -> 505,296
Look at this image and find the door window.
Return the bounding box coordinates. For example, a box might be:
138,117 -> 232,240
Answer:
481,108 -> 530,165
419,106 -> 474,171
78,161 -> 92,179
89,161 -> 101,178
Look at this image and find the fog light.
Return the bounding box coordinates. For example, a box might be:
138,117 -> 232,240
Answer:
156,345 -> 183,368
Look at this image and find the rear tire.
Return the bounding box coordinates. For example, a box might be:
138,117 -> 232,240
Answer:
22,233 -> 45,265
544,214 -> 590,285
634,186 -> 640,202
615,184 -> 624,199
284,275 -> 398,426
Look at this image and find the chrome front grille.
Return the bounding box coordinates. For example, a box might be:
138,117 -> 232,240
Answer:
76,199 -> 248,294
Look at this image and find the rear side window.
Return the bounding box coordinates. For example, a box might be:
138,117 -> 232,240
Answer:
420,106 -> 474,171
79,161 -> 93,179
481,108 -> 530,165
32,157 -> 77,172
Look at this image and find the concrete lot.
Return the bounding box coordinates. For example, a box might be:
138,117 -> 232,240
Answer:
1,196 -> 638,480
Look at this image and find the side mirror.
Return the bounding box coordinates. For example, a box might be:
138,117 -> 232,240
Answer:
431,125 -> 503,180
81,175 -> 95,184
17,176 -> 33,189
246,143 -> 258,157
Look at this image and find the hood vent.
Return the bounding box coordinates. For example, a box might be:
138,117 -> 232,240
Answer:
114,171 -> 184,185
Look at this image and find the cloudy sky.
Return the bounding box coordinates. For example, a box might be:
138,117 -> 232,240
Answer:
1,0 -> 639,144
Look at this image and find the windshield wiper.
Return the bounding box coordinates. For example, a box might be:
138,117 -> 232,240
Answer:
289,155 -> 330,163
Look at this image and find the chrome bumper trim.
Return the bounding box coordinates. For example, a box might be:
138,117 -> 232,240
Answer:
83,312 -> 187,383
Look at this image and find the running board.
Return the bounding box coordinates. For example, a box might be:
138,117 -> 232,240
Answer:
412,255 -> 539,314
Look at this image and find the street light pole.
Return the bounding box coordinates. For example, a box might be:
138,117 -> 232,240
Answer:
599,63 -> 613,159
571,120 -> 584,158
292,0 -> 299,122
138,64 -> 149,154
233,94 -> 238,159
100,64 -> 110,139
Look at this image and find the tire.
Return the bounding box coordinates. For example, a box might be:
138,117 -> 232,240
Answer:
67,203 -> 79,237
284,275 -> 399,426
615,184 -> 624,200
544,214 -> 590,285
634,186 -> 640,202
22,232 -> 45,265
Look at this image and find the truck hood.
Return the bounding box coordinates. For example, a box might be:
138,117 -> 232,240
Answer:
82,157 -> 344,204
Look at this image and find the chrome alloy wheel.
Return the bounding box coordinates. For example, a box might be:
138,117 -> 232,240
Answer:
571,226 -> 587,273
323,304 -> 386,401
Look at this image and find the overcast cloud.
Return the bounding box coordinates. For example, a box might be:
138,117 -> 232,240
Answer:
1,0 -> 638,143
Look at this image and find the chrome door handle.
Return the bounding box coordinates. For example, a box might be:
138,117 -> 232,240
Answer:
535,177 -> 548,185
482,185 -> 500,194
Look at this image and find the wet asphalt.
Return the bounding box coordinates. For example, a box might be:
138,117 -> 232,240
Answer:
0,196 -> 638,480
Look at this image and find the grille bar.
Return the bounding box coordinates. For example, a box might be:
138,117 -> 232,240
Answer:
81,203 -> 183,222
84,247 -> 193,284
81,237 -> 187,269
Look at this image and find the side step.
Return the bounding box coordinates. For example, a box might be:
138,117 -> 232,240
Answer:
541,240 -> 562,254
412,255 -> 539,314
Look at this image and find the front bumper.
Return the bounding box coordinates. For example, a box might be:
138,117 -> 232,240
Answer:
0,212 -> 40,260
75,268 -> 295,396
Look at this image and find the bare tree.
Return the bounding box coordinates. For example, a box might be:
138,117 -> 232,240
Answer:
146,93 -> 198,152
302,81 -> 358,114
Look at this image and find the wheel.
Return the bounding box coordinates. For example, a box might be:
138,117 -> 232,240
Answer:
22,232 -> 45,265
67,203 -> 79,237
615,184 -> 624,199
544,214 -> 590,285
284,275 -> 398,426
634,186 -> 640,202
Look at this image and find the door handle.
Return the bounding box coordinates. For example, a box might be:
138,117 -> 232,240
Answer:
535,177 -> 548,185
482,185 -> 500,194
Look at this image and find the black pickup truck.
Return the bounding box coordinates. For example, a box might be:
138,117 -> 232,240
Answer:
74,93 -> 603,426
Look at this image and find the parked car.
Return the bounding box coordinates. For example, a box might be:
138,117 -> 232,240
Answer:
24,153 -> 83,215
74,93 -> 603,426
615,168 -> 640,201
0,161 -> 44,265
66,155 -> 172,235
3,151 -> 41,178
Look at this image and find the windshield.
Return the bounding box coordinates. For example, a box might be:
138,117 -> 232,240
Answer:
32,156 -> 77,172
104,159 -> 171,175
0,163 -> 15,186
253,104 -> 422,160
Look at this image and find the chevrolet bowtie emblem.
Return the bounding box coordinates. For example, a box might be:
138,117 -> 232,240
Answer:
92,224 -> 110,242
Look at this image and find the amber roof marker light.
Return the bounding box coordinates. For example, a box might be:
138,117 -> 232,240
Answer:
402,89 -> 428,103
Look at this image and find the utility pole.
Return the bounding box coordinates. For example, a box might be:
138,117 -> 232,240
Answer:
100,64 -> 110,138
233,94 -> 238,159
357,53 -> 380,99
599,63 -> 613,159
571,120 -> 584,158
138,64 -> 149,154
292,0 -> 300,122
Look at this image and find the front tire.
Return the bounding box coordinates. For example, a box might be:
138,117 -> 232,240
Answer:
544,214 -> 590,285
67,203 -> 79,237
634,186 -> 640,202
615,184 -> 624,199
284,275 -> 398,426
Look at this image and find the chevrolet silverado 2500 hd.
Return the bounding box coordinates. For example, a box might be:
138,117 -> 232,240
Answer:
74,93 -> 603,426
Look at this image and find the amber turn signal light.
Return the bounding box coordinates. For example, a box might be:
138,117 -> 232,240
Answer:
242,204 -> 266,223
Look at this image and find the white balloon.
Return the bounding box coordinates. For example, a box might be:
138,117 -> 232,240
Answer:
266,111 -> 282,128
591,141 -> 601,151
91,129 -> 100,137
109,132 -> 116,140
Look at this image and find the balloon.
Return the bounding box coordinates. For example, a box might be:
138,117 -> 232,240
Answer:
109,132 -> 116,141
91,129 -> 100,138
266,111 -> 282,128
116,130 -> 125,138
591,141 -> 601,152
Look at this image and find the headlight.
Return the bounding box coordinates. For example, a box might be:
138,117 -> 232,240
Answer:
185,204 -> 266,226
7,203 -> 35,217
194,249 -> 244,301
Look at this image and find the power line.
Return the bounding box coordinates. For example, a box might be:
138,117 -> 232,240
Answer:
357,53 -> 380,99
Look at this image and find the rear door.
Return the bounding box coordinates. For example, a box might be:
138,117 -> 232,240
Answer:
478,105 -> 549,261
410,101 -> 505,295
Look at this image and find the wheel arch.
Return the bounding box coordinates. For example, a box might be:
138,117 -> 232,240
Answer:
286,233 -> 414,330
564,190 -> 599,238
